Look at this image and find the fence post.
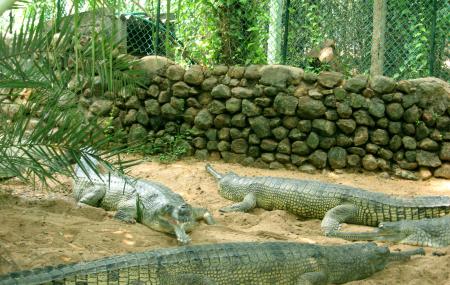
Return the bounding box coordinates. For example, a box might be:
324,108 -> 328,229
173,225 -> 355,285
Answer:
282,0 -> 290,65
268,0 -> 283,64
370,0 -> 387,76
429,0 -> 438,76
155,0 -> 161,55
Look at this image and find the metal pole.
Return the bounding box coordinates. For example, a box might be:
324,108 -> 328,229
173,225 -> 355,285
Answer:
155,0 -> 161,55
282,0 -> 290,65
428,0 -> 438,76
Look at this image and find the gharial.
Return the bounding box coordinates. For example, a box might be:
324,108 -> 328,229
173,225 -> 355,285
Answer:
205,164 -> 450,234
327,215 -> 450,248
72,155 -> 215,245
0,241 -> 424,285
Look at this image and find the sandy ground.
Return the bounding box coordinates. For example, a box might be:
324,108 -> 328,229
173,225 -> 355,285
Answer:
0,159 -> 449,284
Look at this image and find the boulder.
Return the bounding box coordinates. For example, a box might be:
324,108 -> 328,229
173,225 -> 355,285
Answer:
259,65 -> 303,88
184,65 -> 204,85
274,93 -> 298,115
166,64 -> 185,81
369,75 -> 396,93
328,147 -> 347,169
297,97 -> 326,119
312,119 -> 336,136
249,116 -> 271,138
416,150 -> 442,167
317,71 -> 344,88
242,99 -> 261,117
343,75 -> 368,93
434,164 -> 450,179
211,84 -> 231,99
194,109 -> 213,130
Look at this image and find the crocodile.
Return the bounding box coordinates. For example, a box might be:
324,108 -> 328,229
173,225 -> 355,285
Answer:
205,164 -> 450,234
327,215 -> 450,248
72,156 -> 215,245
0,241 -> 424,285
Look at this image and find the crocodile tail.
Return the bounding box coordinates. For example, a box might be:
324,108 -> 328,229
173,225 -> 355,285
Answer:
388,248 -> 425,262
205,164 -> 223,180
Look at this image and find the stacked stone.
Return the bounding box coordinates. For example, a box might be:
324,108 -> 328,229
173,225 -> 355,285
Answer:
79,56 -> 450,180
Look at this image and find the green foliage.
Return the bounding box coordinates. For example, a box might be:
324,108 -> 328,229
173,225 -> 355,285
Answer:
0,0 -> 144,185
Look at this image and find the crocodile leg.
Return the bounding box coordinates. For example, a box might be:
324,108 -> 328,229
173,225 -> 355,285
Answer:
296,272 -> 328,285
173,223 -> 192,245
321,204 -> 359,234
76,185 -> 106,207
219,192 -> 257,213
192,207 -> 216,225
114,199 -> 138,224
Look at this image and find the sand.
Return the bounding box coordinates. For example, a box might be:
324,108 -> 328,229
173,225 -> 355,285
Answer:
0,159 -> 449,284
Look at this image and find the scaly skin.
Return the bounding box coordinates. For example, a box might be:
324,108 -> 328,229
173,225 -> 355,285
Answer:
328,215 -> 450,247
72,158 -> 215,245
0,241 -> 424,285
205,164 -> 450,234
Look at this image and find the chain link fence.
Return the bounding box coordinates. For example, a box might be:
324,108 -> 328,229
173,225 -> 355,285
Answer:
119,0 -> 448,80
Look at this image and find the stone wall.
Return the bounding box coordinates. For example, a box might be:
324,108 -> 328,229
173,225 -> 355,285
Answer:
79,56 -> 450,180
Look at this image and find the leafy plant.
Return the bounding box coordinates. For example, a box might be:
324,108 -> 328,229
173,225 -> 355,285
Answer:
0,0 -> 145,185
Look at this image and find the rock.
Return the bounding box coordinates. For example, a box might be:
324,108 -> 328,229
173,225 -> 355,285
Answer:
298,163 -> 317,174
128,124 -> 147,143
144,99 -> 160,115
298,120 -> 312,132
368,98 -> 385,118
296,97 -> 327,119
317,71 -> 344,88
366,143 -> 380,154
402,136 -> 417,150
289,129 -> 304,140
259,65 -> 304,88
274,93 -> 298,115
371,129 -> 389,146
158,91 -> 171,103
343,75 -> 368,92
369,75 -> 396,93
137,56 -> 174,79
194,109 -> 213,130
248,146 -> 260,158
232,87 -> 255,99
269,161 -> 285,169
362,154 -> 378,171
347,154 -> 361,168
160,103 -> 179,120
397,80 -> 415,94
207,100 -> 226,114
324,95 -> 337,108
231,138 -> 248,154
217,141 -> 230,152
353,110 -> 375,127
312,119 -> 336,136
415,123 -> 429,140
192,137 -> 206,149
277,138 -> 291,154
436,116 -> 450,131
225,98 -> 242,113
403,105 -> 421,123
403,123 -> 416,136
388,121 -> 402,134
336,134 -> 353,147
230,113 -> 246,128
319,137 -> 336,149
184,65 -> 204,85
244,65 -> 261,79
211,84 -> 231,99
402,93 -> 420,108
397,160 -> 418,170
170,97 -> 184,111
385,103 -> 404,121
419,167 -> 433,180
214,114 -> 230,128
394,168 -> 419,180
136,108 -> 149,125
336,103 -> 352,118
172,81 -> 191,98
348,147 -> 366,157
260,139 -> 278,151
195,149 -> 209,160
200,76 -> 217,91
249,116 -> 271,138
308,150 -> 328,169
261,153 -> 276,163
292,141 -> 310,155
272,126 -> 289,140
440,142 -> 450,161
242,99 -> 261,117
147,85 -> 159,98
229,128 -> 241,139
183,106 -> 198,123
416,150 -> 442,167
306,132 -> 320,149
378,148 -> 393,160
349,93 -> 368,109
166,64 -> 185,81
228,66 -> 245,79
434,164 -> 450,179
283,116 -> 299,129
248,133 -> 260,145
90,99 -> 113,116
418,138 -> 439,151
328,147 -> 347,169
275,153 -> 291,164
303,72 -> 317,83
255,97 -> 272,107
354,126 -> 369,146
325,110 -> 339,121
336,119 -> 356,135
408,77 -> 449,116
211,65 -> 228,76
405,150 -> 417,162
